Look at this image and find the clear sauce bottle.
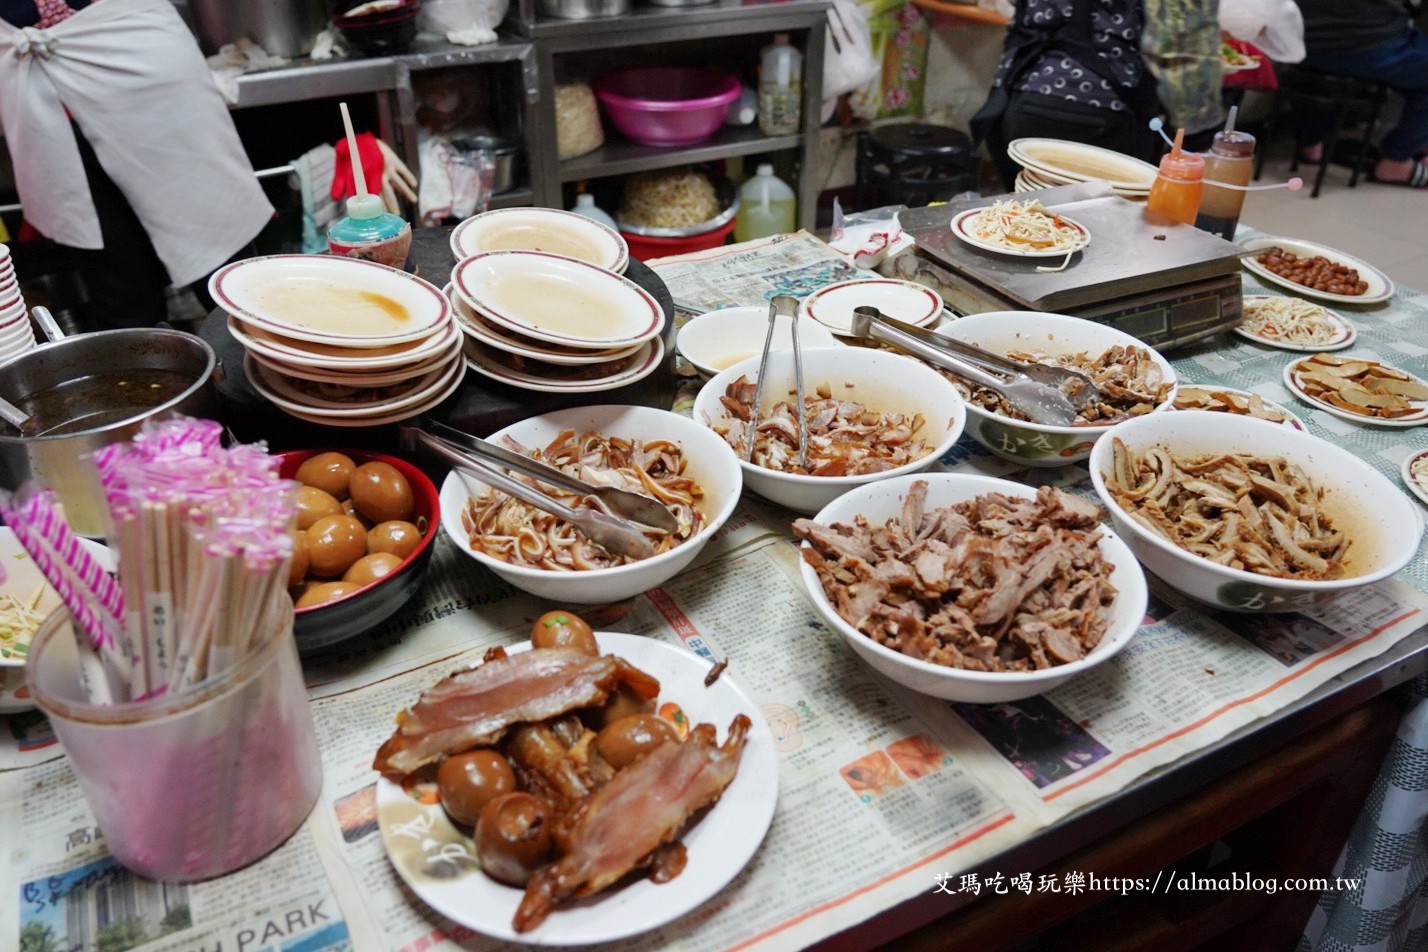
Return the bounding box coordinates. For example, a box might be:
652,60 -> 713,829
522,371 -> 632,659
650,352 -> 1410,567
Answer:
1146,130 -> 1205,226
1195,130 -> 1255,240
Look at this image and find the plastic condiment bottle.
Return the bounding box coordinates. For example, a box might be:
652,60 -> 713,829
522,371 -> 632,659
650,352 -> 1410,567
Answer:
758,34 -> 802,136
569,193 -> 617,230
1145,128 -> 1205,226
735,164 -> 797,242
1194,112 -> 1255,240
327,194 -> 413,271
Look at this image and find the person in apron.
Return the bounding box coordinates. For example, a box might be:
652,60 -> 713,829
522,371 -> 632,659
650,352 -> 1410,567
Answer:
0,0 -> 273,329
972,0 -> 1160,190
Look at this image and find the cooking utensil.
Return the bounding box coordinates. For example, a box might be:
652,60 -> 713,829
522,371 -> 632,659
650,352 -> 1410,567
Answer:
409,421 -> 677,532
0,396 -> 34,435
401,427 -> 657,562
850,306 -> 1078,427
746,296 -> 806,470
30,306 -> 64,344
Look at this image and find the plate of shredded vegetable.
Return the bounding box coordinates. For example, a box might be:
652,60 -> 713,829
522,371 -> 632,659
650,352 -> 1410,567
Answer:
951,200 -> 1091,259
1234,296 -> 1357,352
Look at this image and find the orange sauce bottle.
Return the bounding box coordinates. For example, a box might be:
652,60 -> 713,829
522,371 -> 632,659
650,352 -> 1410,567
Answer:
1146,128 -> 1205,226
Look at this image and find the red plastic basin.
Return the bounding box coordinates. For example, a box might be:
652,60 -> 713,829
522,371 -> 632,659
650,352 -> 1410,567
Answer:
621,218 -> 736,261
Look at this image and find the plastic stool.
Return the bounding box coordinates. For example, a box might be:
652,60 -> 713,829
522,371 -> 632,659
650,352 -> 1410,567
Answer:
1254,66 -> 1389,198
854,123 -> 980,210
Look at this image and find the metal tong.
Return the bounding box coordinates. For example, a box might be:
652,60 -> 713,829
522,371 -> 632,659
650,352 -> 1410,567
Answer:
400,425 -> 676,561
850,307 -> 1081,427
746,295 -> 807,470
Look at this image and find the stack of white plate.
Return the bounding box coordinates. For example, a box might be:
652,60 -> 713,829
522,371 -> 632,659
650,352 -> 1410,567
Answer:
210,255 -> 466,427
0,245 -> 36,363
1008,138 -> 1157,201
449,250 -> 665,394
450,207 -> 629,275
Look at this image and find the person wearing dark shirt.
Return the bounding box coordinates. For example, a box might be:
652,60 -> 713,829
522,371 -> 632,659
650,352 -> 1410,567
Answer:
972,0 -> 1158,189
1293,0 -> 1428,188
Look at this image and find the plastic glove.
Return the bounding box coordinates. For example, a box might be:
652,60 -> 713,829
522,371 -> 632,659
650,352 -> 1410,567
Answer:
376,139 -> 419,213
331,132 -> 386,203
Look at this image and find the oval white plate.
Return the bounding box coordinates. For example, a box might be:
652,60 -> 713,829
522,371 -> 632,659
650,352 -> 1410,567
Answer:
1172,384 -> 1306,430
1234,296 -> 1357,352
1007,138 -> 1157,192
247,352 -> 464,418
244,335 -> 461,386
1283,357 -> 1428,428
276,361 -> 468,428
1401,449 -> 1428,507
376,631 -> 777,945
448,285 -> 641,366
450,208 -> 629,274
677,305 -> 840,376
211,255 -> 451,346
950,207 -> 1091,259
228,315 -> 459,371
799,279 -> 943,336
1240,237 -> 1395,305
452,251 -> 664,350
463,335 -> 664,393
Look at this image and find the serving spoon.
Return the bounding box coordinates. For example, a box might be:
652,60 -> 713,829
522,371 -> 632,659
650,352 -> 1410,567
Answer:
0,395 -> 35,435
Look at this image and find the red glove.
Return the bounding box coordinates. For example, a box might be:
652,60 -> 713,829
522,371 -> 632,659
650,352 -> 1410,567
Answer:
331,132 -> 387,202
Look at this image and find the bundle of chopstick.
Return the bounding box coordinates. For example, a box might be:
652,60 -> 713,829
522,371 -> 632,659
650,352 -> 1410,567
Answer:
0,418 -> 297,705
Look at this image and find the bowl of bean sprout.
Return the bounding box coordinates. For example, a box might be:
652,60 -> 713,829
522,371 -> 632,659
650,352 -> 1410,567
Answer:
439,405 -> 743,603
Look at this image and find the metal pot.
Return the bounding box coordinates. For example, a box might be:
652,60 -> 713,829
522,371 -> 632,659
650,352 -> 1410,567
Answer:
187,0 -> 329,59
537,0 -> 630,20
0,328 -> 219,537
454,135 -> 520,194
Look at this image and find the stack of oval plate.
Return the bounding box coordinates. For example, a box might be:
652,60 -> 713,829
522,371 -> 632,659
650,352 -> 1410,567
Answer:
0,245 -> 36,364
1008,138 -> 1156,200
210,255 -> 465,427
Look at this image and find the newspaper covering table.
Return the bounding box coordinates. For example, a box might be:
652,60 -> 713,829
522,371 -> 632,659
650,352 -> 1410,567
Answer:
5,235 -> 1428,952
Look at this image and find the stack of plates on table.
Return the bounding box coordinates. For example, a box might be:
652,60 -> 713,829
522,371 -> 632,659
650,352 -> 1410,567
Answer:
449,250 -> 665,393
450,207 -> 630,274
210,255 -> 466,427
1008,138 -> 1157,200
0,244 -> 36,363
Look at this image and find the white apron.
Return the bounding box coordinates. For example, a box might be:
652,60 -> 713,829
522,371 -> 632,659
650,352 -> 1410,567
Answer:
0,0 -> 274,286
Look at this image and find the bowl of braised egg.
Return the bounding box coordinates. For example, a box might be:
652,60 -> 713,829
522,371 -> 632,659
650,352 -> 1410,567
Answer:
280,449 -> 440,653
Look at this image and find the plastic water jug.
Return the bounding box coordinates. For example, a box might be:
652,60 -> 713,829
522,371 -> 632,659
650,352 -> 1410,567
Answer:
735,165 -> 797,242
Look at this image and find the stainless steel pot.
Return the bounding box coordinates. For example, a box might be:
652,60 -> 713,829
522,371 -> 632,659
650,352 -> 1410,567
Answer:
0,329 -> 219,537
187,0 -> 328,58
537,0 -> 630,20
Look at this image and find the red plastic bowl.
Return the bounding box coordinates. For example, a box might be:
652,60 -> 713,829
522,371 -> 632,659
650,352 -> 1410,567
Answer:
620,218 -> 736,261
593,68 -> 741,147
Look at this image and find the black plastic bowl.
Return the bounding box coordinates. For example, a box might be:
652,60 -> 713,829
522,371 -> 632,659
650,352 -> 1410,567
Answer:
279,449 -> 439,655
331,0 -> 421,56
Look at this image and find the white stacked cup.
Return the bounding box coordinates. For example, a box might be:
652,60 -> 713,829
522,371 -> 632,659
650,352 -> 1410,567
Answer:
0,245 -> 35,363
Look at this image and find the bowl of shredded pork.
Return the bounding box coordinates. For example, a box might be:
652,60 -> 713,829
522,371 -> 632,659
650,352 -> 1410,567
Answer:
794,473 -> 1147,702
1089,411 -> 1422,612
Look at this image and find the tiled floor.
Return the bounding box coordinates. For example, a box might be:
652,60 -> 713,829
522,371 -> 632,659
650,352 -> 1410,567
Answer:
1239,145 -> 1427,290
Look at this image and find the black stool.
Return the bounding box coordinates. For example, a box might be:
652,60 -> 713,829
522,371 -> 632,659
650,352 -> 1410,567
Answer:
1254,65 -> 1389,198
854,123 -> 980,210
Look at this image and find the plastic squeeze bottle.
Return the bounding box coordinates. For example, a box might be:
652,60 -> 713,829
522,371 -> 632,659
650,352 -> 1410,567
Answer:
1194,107 -> 1256,240
328,102 -> 412,269
734,164 -> 796,242
569,193 -> 618,230
758,34 -> 802,136
1145,127 -> 1205,226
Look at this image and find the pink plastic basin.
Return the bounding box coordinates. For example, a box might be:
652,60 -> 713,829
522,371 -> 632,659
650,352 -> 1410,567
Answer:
593,68 -> 741,147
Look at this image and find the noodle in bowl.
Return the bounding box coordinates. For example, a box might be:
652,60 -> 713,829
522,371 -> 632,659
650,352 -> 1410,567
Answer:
438,405 -> 743,603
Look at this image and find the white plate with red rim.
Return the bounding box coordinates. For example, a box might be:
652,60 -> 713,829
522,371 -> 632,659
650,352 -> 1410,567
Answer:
375,631 -> 777,945
463,335 -> 664,393
450,207 -> 629,274
1283,356 -> 1428,428
1233,296 -> 1357,352
1007,138 -> 1157,193
1400,449 -> 1428,507
245,352 -> 455,412
451,251 -> 664,350
211,254 -> 452,347
447,285 -> 642,366
1172,384 -> 1306,430
274,359 -> 468,427
244,333 -> 462,387
799,278 -> 943,336
950,206 -> 1092,259
1240,237 -> 1395,305
228,314 -> 460,371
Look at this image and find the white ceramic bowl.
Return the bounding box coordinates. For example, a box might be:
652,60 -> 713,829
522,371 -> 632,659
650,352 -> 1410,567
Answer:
439,405 -> 742,604
798,473 -> 1147,702
1088,412 -> 1424,613
936,311 -> 1177,467
677,306 -> 839,377
694,346 -> 966,515
2,528 -> 113,713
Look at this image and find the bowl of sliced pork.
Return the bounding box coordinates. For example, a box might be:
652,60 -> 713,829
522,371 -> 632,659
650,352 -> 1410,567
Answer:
694,346 -> 965,515
1089,411 -> 1422,613
794,473 -> 1148,702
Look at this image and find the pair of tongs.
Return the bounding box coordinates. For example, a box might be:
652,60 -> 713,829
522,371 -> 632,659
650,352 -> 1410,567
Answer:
400,424 -> 676,561
850,307 -> 1084,427
745,295 -> 808,469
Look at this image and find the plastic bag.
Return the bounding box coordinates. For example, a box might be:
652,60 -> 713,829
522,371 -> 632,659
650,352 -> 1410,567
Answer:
829,199 -> 909,269
821,0 -> 880,123
420,0 -> 509,45
1220,0 -> 1305,63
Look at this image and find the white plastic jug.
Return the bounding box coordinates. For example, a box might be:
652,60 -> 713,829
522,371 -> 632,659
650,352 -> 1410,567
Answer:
758,34 -> 802,136
569,193 -> 617,230
734,165 -> 796,242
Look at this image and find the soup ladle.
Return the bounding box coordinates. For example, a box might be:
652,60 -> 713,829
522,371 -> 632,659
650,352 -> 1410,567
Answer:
0,395 -> 36,436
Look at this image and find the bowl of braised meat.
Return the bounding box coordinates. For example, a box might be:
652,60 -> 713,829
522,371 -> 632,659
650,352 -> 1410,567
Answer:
795,473 -> 1147,702
934,311 -> 1177,466
694,346 -> 965,515
1089,411 -> 1422,613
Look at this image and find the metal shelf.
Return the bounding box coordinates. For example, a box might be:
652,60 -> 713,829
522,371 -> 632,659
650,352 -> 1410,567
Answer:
522,0 -> 832,46
560,127 -> 803,181
488,186 -> 538,208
